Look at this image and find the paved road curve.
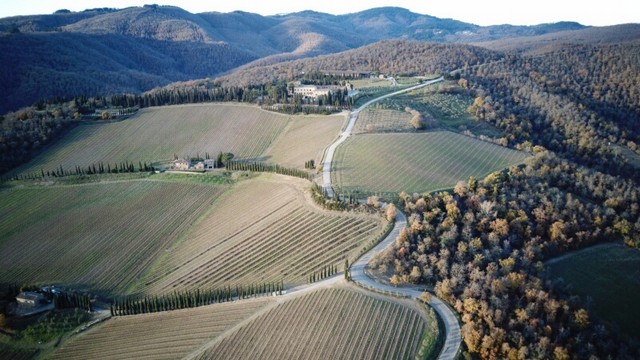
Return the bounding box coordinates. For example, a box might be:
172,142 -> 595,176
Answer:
350,210 -> 462,360
320,76 -> 462,359
321,77 -> 444,198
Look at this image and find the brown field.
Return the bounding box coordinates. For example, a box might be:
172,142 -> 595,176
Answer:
49,297 -> 275,360
0,179 -> 227,295
352,108 -> 413,134
264,113 -> 345,169
139,174 -> 384,294
198,287 -> 429,360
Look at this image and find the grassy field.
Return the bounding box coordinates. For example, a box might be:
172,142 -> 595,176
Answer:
352,108 -> 413,134
383,83 -> 503,137
264,113 -> 344,169
332,131 -> 528,195
49,297 -> 275,360
350,78 -> 393,89
198,287 -> 435,360
0,177 -> 227,295
14,103 -> 296,176
140,174 -> 384,294
546,244 -> 640,338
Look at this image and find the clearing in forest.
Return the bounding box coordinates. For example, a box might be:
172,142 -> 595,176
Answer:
140,174 -> 384,294
332,131 -> 528,195
198,287 -> 437,360
546,243 -> 640,339
0,178 -> 227,295
15,103 -> 293,175
49,297 -> 274,360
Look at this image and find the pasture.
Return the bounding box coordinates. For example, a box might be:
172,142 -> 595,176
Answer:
49,297 -> 275,360
198,287 -> 435,360
546,244 -> 640,338
15,103 -> 295,175
332,131 -> 528,195
140,174 -> 384,294
0,178 -> 227,295
264,113 -> 344,169
352,108 -> 413,134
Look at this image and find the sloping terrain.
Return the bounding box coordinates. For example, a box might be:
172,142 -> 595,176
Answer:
50,297 -> 275,360
0,178 -> 228,295
14,104 -> 292,176
198,288 -> 433,360
141,175 -> 383,293
332,131 -> 528,195
0,5 -> 594,113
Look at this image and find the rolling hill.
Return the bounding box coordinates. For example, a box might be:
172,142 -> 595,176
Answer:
0,5 -> 591,113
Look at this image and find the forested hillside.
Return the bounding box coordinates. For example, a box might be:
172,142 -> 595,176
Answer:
463,42 -> 640,178
0,5 -> 588,113
208,40 -> 503,87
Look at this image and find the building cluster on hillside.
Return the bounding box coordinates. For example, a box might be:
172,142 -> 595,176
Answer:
170,159 -> 217,171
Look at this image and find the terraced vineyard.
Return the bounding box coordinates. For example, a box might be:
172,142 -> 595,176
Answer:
332,131 -> 528,195
0,179 -> 227,295
264,113 -> 344,169
352,108 -> 413,134
15,104 -> 293,175
49,298 -> 274,360
141,175 -> 384,294
198,288 -> 431,360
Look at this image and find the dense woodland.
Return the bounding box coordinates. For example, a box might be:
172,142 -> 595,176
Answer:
219,40 -> 503,87
464,43 -> 640,179
373,151 -> 640,358
372,41 -> 640,358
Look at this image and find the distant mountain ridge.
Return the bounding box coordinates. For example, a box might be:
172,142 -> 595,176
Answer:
0,5 -> 634,113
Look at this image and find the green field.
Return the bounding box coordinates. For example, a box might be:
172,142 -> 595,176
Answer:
546,244 -> 640,338
332,131 -> 528,195
199,288 -> 437,360
0,177 -> 227,295
382,83 -> 503,137
14,104 -> 298,176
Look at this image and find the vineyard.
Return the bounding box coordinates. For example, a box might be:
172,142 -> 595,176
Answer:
332,131 -> 528,195
49,298 -> 275,360
264,113 -> 345,169
197,288 -> 433,360
14,104 -> 294,176
352,108 -> 413,134
0,179 -> 227,295
140,175 -> 384,294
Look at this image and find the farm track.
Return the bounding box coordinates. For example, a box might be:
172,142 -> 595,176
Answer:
319,76 -> 463,359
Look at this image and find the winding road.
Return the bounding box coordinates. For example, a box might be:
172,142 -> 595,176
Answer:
322,77 -> 444,198
321,76 -> 462,359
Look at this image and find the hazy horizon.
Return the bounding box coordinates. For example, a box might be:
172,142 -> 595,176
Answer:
0,0 -> 638,27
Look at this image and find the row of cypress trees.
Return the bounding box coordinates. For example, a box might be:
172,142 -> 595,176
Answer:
307,264 -> 339,284
53,292 -> 92,312
2,161 -> 155,182
111,281 -> 284,316
226,161 -> 312,181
